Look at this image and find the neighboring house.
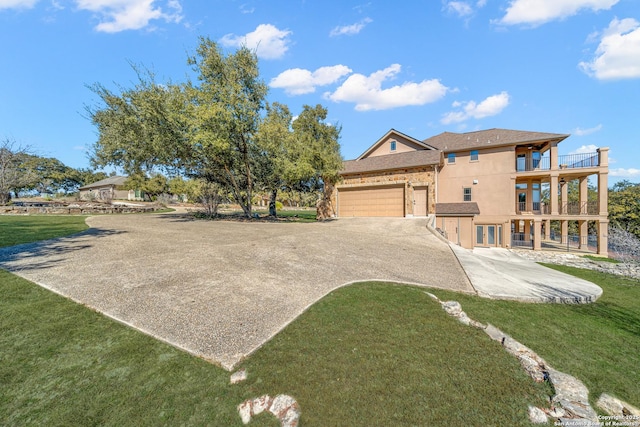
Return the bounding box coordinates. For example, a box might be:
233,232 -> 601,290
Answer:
78,176 -> 142,201
334,128 -> 609,256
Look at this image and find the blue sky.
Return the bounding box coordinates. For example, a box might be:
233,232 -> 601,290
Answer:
1,0 -> 639,185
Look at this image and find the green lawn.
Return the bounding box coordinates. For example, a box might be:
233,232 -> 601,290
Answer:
0,215 -> 89,247
1,215 -> 638,425
1,275 -> 550,426
430,266 -> 640,410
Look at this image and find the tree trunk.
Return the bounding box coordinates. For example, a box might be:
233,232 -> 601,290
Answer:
316,180 -> 335,221
269,189 -> 278,217
0,191 -> 11,205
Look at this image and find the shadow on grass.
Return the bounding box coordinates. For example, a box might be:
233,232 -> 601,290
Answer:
0,227 -> 126,272
574,301 -> 640,337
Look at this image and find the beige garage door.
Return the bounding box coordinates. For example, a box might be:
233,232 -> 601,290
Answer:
338,186 -> 405,217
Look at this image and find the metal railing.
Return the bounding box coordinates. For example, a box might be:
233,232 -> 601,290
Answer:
558,152 -> 599,169
511,233 -> 533,248
516,201 -> 599,215
560,201 -> 599,215
516,152 -> 599,172
546,233 -> 598,252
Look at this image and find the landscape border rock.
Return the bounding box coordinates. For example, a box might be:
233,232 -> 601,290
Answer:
0,201 -> 160,215
426,292 -> 600,426
237,394 -> 300,427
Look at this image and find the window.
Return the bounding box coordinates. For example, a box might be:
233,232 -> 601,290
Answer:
463,187 -> 472,201
390,140 -> 397,151
448,153 -> 456,164
470,150 -> 479,161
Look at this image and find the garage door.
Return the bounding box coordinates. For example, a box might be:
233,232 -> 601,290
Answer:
338,186 -> 405,217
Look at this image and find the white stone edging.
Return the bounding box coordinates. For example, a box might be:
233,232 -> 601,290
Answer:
426,292 -> 601,426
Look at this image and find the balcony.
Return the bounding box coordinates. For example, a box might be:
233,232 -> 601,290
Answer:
558,152 -> 599,169
516,152 -> 599,172
516,201 -> 599,216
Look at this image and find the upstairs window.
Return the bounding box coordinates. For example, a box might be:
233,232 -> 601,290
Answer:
390,140 -> 397,151
448,153 -> 456,164
463,187 -> 472,201
470,150 -> 479,161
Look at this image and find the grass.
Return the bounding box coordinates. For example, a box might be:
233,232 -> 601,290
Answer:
1,276 -> 551,426
582,254 -> 620,263
430,266 -> 640,410
0,215 -> 89,247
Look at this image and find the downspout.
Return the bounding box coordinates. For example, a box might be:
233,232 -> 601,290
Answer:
434,165 -> 439,203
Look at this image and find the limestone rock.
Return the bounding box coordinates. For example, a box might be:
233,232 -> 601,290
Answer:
547,368 -> 598,422
237,400 -> 252,425
252,395 -> 272,415
230,368 -> 247,384
597,393 -> 640,417
237,394 -> 300,427
528,406 -> 548,424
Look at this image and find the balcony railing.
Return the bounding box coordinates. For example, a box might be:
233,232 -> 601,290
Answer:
558,152 -> 599,169
516,201 -> 599,215
560,201 -> 600,215
516,151 -> 599,172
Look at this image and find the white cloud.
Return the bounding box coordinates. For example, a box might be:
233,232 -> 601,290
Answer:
220,24 -> 291,60
498,0 -> 619,27
270,65 -> 352,95
329,17 -> 372,37
0,0 -> 38,9
570,144 -> 599,154
239,4 -> 254,14
75,0 -> 183,33
610,168 -> 640,178
574,124 -> 603,136
579,18 -> 640,80
326,64 -> 449,111
441,91 -> 510,124
445,1 -> 473,18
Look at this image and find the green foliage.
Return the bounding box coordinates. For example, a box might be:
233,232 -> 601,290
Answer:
125,172 -> 169,201
86,37 -> 342,220
608,180 -> 640,238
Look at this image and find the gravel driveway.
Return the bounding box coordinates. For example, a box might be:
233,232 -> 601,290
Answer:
0,212 -> 473,370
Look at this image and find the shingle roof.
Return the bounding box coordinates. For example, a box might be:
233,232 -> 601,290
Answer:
78,176 -> 128,190
424,128 -> 569,153
342,150 -> 442,175
435,202 -> 480,216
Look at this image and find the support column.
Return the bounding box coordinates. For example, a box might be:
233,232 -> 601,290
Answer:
560,180 -> 568,214
543,219 -> 551,240
550,175 -> 559,215
561,220 -> 568,244
533,219 -> 542,251
579,176 -> 588,214
524,220 -> 531,243
598,220 -> 609,256
579,220 -> 588,249
598,171 -> 609,217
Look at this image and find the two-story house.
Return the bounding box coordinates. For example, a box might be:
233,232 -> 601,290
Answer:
335,128 -> 609,256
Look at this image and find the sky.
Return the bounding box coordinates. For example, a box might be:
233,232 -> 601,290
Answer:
1,0 -> 639,186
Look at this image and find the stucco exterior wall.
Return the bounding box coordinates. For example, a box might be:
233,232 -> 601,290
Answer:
366,135 -> 427,157
337,166 -> 436,216
437,145 -> 516,221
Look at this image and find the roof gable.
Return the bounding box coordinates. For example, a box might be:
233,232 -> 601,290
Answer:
424,128 -> 569,153
79,175 -> 128,190
357,129 -> 437,160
